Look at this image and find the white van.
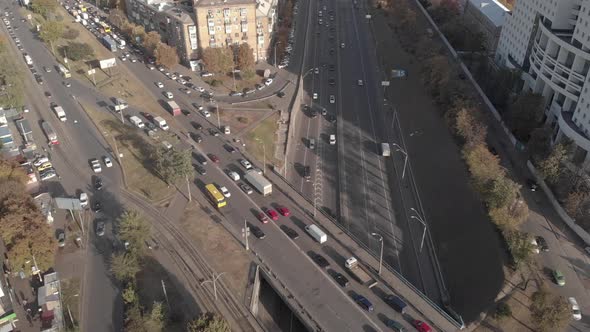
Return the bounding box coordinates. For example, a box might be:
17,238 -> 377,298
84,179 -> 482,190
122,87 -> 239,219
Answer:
305,224 -> 327,243
165,91 -> 173,99
129,116 -> 144,128
329,134 -> 336,145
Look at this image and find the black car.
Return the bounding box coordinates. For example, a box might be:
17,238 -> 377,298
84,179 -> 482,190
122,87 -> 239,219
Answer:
536,236 -> 549,252
195,153 -> 208,165
329,48 -> 335,55
194,164 -> 206,175
321,108 -> 327,116
332,271 -> 349,287
192,122 -> 203,130
329,64 -> 335,71
526,179 -> 538,191
309,251 -> 330,268
280,225 -> 299,239
277,91 -> 285,98
329,78 -> 336,85
93,201 -> 103,213
94,178 -> 103,190
248,223 -> 266,239
208,128 -> 219,136
303,166 -> 311,180
35,75 -> 44,84
326,114 -> 337,123
224,144 -> 236,153
192,133 -> 203,143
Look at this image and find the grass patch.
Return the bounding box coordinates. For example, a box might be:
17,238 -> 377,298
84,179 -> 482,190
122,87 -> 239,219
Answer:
244,112 -> 281,168
219,109 -> 270,135
81,102 -> 175,202
61,278 -> 81,329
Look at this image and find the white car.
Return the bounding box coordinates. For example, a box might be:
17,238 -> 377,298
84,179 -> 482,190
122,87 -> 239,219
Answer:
165,91 -> 174,99
264,78 -> 273,86
358,80 -> 363,86
103,156 -> 113,168
240,159 -> 253,170
227,170 -> 240,181
33,156 -> 49,167
313,92 -> 318,100
219,186 -> 231,198
314,67 -> 319,74
196,86 -> 205,92
568,297 -> 582,320
156,82 -> 164,88
79,192 -> 88,208
530,237 -> 540,254
90,159 -> 102,173
201,110 -> 211,117
329,95 -> 335,104
341,42 -> 345,48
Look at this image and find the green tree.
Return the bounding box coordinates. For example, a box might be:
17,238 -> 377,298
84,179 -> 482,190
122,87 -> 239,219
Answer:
0,51 -> 24,108
493,302 -> 512,320
31,0 -> 58,18
489,200 -> 528,230
538,143 -> 568,183
187,312 -> 230,332
153,147 -> 193,185
62,42 -> 94,61
132,25 -> 146,43
202,47 -> 234,74
40,21 -> 64,52
531,287 -> 570,331
143,31 -> 161,56
110,252 -> 140,282
484,176 -> 520,210
506,92 -> 545,141
453,102 -> 487,147
108,9 -> 128,29
124,303 -> 145,332
118,210 -> 150,256
144,302 -> 165,332
234,43 -> 255,72
428,0 -> 460,24
464,144 -> 504,191
155,43 -> 179,68
504,230 -> 535,268
564,190 -> 589,219
62,28 -> 80,40
122,284 -> 138,305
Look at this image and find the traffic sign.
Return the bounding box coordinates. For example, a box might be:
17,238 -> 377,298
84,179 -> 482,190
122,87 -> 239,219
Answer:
381,81 -> 390,86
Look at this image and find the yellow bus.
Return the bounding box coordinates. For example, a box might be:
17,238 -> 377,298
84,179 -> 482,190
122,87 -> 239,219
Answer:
58,64 -> 71,78
205,184 -> 226,209
99,22 -> 111,34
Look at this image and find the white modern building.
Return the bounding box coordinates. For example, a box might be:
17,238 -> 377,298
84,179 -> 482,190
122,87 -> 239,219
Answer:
495,0 -> 590,166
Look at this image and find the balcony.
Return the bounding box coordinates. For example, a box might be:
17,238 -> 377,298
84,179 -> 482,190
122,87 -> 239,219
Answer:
558,109 -> 590,151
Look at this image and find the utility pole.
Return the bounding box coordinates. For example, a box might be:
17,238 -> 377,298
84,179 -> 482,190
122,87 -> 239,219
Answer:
242,219 -> 250,251
161,280 -> 169,307
391,143 -> 408,179
410,208 -> 427,253
371,233 -> 384,275
274,41 -> 281,68
186,175 -> 192,202
216,103 -> 221,129
255,138 -> 266,174
31,255 -> 42,282
201,272 -> 226,301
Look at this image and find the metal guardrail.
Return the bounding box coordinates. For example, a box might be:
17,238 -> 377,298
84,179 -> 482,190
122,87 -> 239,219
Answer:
268,168 -> 464,329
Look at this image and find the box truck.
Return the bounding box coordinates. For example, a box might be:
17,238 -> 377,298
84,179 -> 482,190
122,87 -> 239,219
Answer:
52,105 -> 67,122
305,224 -> 327,244
244,170 -> 272,196
380,143 -> 390,156
153,116 -> 169,130
101,35 -> 118,52
41,121 -> 59,145
344,257 -> 378,288
166,101 -> 181,116
129,116 -> 144,128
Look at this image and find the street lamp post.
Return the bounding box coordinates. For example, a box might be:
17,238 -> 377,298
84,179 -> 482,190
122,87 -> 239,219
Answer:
274,41 -> 281,68
215,103 -> 221,130
242,219 -> 250,251
371,233 -> 384,275
391,143 -> 408,179
255,138 -> 266,174
410,208 -> 427,253
200,272 -> 226,301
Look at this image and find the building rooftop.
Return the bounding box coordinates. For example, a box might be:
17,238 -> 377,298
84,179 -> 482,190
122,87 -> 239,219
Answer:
468,0 -> 510,28
194,0 -> 256,8
164,5 -> 196,24
256,0 -> 276,17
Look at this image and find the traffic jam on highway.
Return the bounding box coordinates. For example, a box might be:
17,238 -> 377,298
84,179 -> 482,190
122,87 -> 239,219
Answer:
0,0 -> 443,330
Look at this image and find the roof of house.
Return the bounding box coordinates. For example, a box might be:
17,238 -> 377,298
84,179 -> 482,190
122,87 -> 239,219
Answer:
256,0 -> 276,17
467,0 -> 510,28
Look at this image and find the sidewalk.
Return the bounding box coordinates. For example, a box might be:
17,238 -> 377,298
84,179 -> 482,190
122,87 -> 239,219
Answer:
257,165 -> 461,331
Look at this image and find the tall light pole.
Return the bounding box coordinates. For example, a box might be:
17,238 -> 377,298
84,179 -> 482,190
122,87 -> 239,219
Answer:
274,41 -> 281,68
371,233 -> 384,275
255,138 -> 266,174
410,208 -> 427,253
391,143 -> 408,179
186,175 -> 191,202
200,272 -> 226,301
242,219 -> 250,251
215,103 -> 221,130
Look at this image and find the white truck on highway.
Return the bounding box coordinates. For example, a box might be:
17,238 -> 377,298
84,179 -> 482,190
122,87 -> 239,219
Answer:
153,116 -> 169,130
244,170 -> 272,196
129,116 -> 144,129
52,105 -> 67,122
23,54 -> 33,65
345,257 -> 378,288
305,224 -> 327,244
380,143 -> 390,156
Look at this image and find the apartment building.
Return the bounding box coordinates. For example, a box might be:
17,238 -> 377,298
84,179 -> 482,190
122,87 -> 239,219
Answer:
125,0 -> 199,65
193,0 -> 276,61
495,0 -> 590,167
463,0 -> 510,54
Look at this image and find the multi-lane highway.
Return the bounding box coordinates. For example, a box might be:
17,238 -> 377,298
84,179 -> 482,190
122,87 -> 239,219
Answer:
287,0 -> 445,303
1,0 -> 444,330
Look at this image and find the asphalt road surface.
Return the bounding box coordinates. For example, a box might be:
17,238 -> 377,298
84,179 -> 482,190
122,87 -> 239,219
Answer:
3,0 -> 439,330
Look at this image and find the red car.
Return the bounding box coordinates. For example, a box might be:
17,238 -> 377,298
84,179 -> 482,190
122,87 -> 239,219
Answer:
208,154 -> 219,163
412,320 -> 432,332
257,212 -> 269,224
263,208 -> 279,221
276,206 -> 290,217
